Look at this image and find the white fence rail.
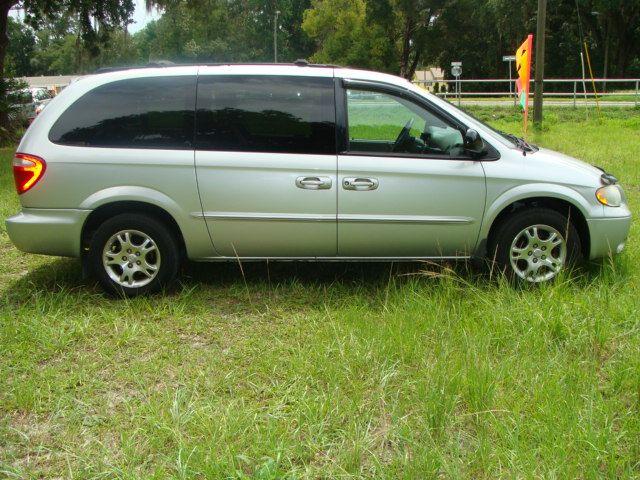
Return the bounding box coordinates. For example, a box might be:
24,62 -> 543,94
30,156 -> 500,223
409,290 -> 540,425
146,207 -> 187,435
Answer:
412,78 -> 640,106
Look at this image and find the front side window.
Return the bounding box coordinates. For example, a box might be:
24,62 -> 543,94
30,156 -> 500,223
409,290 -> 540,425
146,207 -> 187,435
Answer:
196,75 -> 336,154
346,89 -> 465,157
49,76 -> 196,149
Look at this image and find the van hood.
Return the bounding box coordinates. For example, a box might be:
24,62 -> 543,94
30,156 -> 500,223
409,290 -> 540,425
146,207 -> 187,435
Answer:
527,147 -> 604,186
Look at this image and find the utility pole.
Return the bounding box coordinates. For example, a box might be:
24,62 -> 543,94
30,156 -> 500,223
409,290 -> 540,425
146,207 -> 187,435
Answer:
533,0 -> 546,126
273,10 -> 280,63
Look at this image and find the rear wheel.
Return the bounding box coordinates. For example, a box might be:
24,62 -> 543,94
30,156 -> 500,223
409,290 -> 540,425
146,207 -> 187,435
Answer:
89,213 -> 180,296
489,208 -> 583,283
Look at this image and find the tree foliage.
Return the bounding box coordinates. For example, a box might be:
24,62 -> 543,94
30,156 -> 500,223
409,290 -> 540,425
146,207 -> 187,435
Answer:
5,16 -> 35,76
302,0 -> 640,79
140,0 -> 314,63
302,0 -> 393,71
302,0 -> 443,79
4,0 -> 640,82
0,0 -> 136,131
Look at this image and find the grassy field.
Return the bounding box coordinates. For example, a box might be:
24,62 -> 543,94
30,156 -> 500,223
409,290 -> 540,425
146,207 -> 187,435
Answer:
1,107 -> 639,478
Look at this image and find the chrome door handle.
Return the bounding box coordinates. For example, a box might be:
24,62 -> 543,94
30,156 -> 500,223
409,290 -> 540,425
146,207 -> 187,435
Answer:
342,177 -> 379,191
295,176 -> 332,190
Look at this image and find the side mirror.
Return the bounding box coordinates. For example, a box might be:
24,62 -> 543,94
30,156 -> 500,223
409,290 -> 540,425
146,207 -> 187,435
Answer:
463,129 -> 486,157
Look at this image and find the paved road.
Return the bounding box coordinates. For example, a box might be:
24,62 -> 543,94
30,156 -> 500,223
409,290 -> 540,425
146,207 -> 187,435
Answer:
352,99 -> 638,108
444,100 -> 638,107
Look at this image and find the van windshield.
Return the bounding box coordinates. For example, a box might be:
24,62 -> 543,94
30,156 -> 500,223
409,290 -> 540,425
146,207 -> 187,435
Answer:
436,98 -> 525,145
433,96 -> 539,153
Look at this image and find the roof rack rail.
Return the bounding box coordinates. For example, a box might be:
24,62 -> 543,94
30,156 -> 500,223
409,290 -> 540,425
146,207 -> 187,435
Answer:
198,61 -> 341,68
93,60 -> 341,74
94,60 -> 176,74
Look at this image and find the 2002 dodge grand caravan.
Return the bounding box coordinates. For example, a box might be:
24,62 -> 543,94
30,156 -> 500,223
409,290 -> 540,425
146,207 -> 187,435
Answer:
7,63 -> 631,295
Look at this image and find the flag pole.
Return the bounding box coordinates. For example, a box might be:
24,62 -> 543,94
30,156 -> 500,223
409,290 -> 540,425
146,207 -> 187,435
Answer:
583,41 -> 602,121
580,51 -> 589,118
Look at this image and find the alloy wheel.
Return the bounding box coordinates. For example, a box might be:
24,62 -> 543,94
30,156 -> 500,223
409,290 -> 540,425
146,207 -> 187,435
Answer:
102,229 -> 161,288
509,224 -> 567,282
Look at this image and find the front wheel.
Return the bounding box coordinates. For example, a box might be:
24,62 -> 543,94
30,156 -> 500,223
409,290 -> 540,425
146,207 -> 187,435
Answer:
88,213 -> 180,296
489,208 -> 583,283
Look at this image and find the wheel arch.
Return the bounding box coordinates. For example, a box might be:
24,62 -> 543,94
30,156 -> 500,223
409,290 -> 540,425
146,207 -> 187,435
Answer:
483,196 -> 590,259
81,201 -> 187,257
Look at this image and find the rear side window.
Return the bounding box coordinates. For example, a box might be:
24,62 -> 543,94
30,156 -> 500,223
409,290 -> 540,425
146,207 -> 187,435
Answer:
196,75 -> 336,154
49,76 -> 196,149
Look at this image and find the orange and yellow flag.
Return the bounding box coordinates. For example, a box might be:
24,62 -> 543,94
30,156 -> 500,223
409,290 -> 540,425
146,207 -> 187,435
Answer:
515,34 -> 533,131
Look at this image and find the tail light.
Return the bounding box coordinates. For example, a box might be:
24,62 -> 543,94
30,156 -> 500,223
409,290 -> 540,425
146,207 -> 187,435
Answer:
13,153 -> 46,194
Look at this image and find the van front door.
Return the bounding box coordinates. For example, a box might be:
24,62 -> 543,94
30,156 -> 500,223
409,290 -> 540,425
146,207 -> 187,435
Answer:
337,83 -> 486,257
194,72 -> 337,258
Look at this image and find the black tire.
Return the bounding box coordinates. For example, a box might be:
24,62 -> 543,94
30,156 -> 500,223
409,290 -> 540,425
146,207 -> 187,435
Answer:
88,213 -> 180,296
488,207 -> 583,283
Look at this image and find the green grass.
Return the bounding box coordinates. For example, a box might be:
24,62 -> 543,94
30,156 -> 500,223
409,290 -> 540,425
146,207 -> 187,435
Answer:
1,108 -> 639,478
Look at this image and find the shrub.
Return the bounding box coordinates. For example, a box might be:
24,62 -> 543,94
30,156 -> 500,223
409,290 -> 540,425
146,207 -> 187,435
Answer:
0,77 -> 29,146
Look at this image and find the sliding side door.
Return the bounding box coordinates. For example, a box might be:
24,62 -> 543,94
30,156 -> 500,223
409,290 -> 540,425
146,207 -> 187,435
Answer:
194,72 -> 338,258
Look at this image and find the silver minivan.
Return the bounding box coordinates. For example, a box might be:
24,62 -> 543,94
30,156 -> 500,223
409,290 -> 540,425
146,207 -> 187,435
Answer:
6,63 -> 631,295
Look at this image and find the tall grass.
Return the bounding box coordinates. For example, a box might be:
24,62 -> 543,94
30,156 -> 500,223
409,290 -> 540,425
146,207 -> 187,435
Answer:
0,107 -> 638,478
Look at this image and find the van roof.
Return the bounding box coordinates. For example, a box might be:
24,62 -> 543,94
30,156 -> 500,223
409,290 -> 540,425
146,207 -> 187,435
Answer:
89,62 -> 412,92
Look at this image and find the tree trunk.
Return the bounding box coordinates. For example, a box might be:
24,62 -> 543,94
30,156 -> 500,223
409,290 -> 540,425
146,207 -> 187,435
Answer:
407,50 -> 420,81
602,15 -> 610,92
399,16 -> 413,79
612,7 -> 640,77
614,26 -> 631,77
0,1 -> 14,132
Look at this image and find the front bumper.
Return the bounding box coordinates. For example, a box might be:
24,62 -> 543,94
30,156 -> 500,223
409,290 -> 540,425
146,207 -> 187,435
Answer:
587,213 -> 632,260
5,208 -> 91,258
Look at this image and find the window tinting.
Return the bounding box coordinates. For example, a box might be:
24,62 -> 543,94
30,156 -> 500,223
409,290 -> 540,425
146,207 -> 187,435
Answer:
196,76 -> 336,154
49,76 -> 196,149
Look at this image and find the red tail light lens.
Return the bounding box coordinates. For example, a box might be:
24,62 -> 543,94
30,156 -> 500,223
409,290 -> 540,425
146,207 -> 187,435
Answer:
13,153 -> 46,194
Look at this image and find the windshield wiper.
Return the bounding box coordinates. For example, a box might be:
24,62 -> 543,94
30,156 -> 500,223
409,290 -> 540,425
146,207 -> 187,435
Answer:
499,131 -> 536,155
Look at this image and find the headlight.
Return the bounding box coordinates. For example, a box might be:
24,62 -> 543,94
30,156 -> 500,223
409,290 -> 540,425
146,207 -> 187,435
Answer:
596,185 -> 622,207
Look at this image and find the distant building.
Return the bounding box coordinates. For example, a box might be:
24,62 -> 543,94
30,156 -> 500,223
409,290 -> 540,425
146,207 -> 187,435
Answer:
19,75 -> 79,94
413,67 -> 446,93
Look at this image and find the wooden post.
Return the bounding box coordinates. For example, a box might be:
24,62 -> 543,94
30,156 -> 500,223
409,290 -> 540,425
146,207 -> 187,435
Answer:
533,0 -> 546,126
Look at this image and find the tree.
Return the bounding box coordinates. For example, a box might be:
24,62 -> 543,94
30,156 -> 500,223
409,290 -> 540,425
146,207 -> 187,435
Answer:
368,0 -> 444,79
5,16 -> 35,76
302,0 -> 443,79
302,0 -> 402,73
590,0 -> 640,77
0,0 -> 135,130
138,0 -> 314,63
303,0 -> 391,71
430,0 -> 640,80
